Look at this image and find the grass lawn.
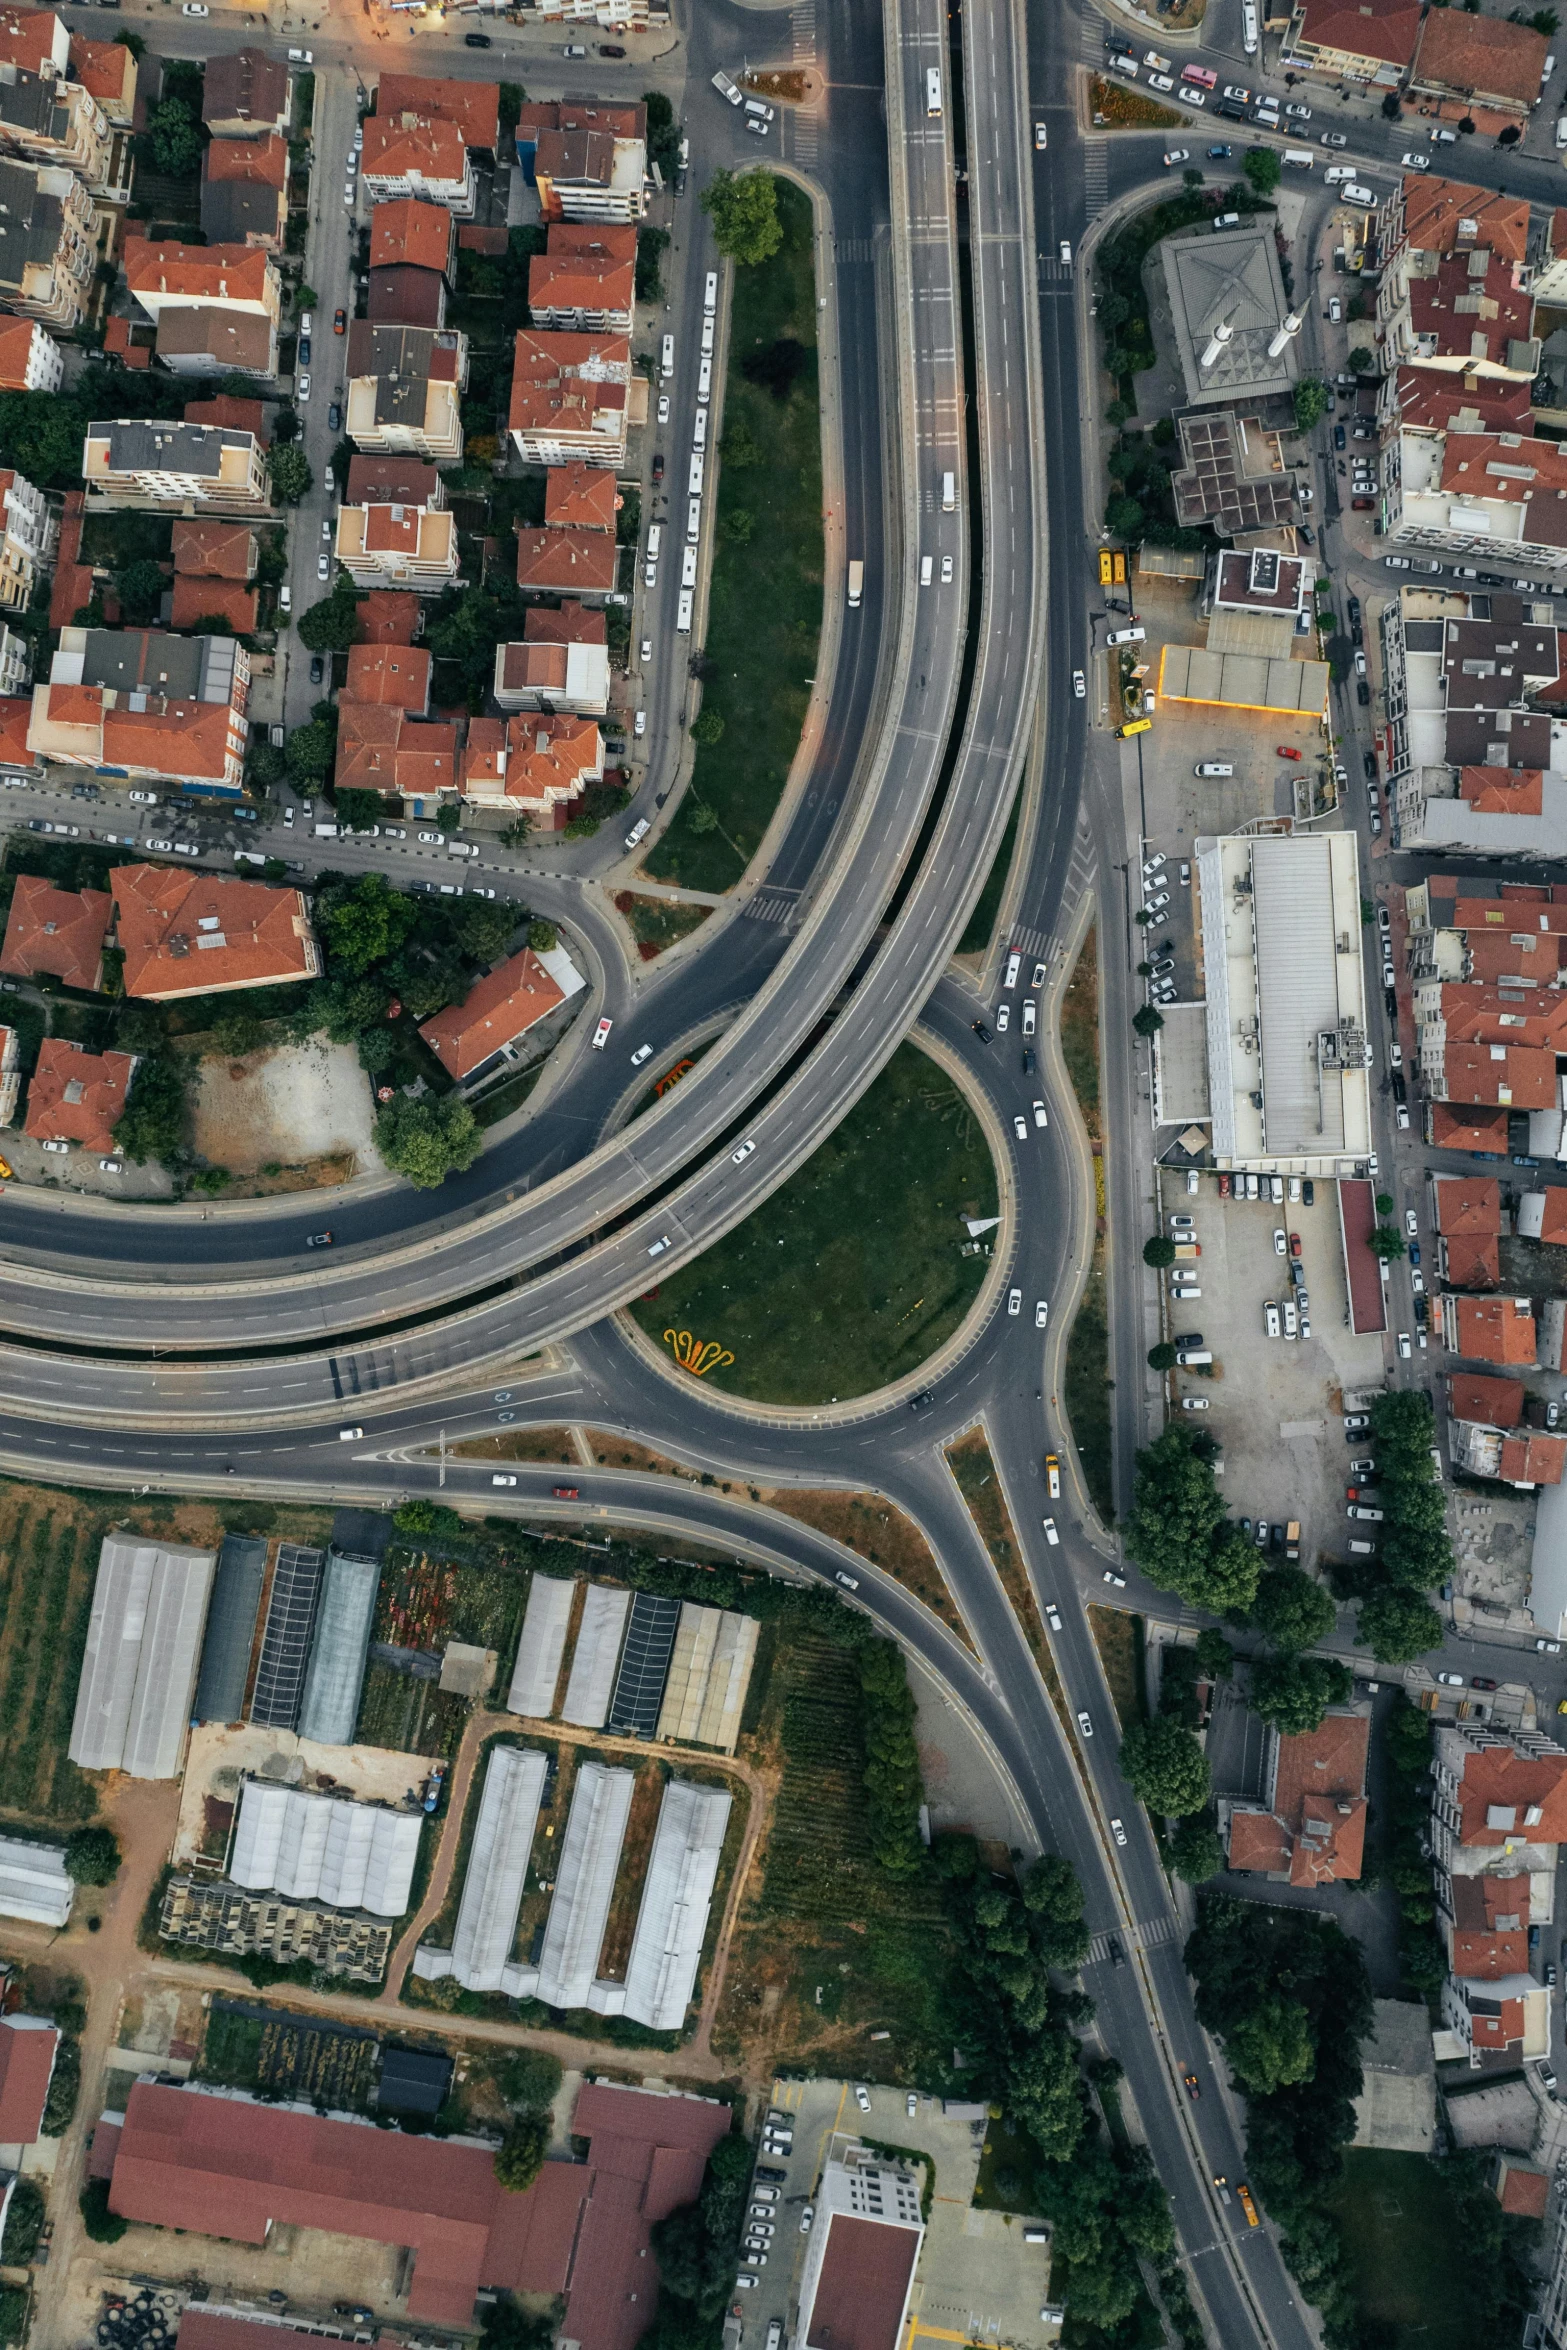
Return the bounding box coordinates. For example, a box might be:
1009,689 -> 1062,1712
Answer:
628,1041 -> 996,1403
1064,1244 -> 1114,1523
1088,1605 -> 1144,1730
614,892 -> 714,959
644,178 -> 822,893
1329,2150 -> 1470,2350
956,787 -> 1020,956
1060,926 -> 1100,1138
472,1063 -> 543,1130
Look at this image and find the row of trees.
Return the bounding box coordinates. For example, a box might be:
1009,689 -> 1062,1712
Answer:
1351,1392 -> 1449,1663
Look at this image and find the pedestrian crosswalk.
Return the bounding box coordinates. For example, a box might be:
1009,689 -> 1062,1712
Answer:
1083,140 -> 1109,220
1087,1915 -> 1177,1965
793,115 -> 820,169
835,236 -> 874,266
792,0 -> 816,61
746,891 -> 800,928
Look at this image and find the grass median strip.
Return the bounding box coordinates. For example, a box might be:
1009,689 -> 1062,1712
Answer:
1088,1604 -> 1145,1732
944,1427 -> 1070,1734
644,176 -> 823,893
759,1488 -> 975,1651
1059,926 -> 1115,1524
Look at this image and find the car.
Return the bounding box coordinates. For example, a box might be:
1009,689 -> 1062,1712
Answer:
1471,1676 -> 1498,1692
286,47 -> 313,63
297,371 -> 310,402
1207,144 -> 1233,158
181,2 -> 208,13
1163,148 -> 1190,166
1400,150 -> 1429,169
383,826 -> 406,841
1538,1638 -> 1563,1655
1007,1288 -> 1022,1316
1396,1101 -> 1410,1129
1184,2072 -> 1201,2101
735,2276 -> 758,2292
657,394 -> 671,426
996,1002 -> 1010,1033
1013,1113 -> 1028,1141
417,829 -> 443,845
1042,1516 -> 1059,1546
592,1017 -> 613,1050
464,29 -> 492,43
731,1139 -> 757,1166
1303,1178 -> 1315,1206
1284,101 -> 1312,119
853,2083 -> 871,2113
1398,1330 -> 1412,1359
1222,84 -> 1251,103
1404,1209 -> 1418,1240
1035,1299 -> 1049,1329
1077,1710 -> 1094,1739
1195,761 -> 1234,778
634,710 -> 647,740
1143,852 -> 1167,876
640,637 -> 652,663
1059,240 -> 1072,265
1181,1395 -> 1210,1410
338,1426 -> 362,1441
298,335 -> 312,367
1274,1227 -> 1286,1255
1321,130 -> 1348,147
1103,1567 -> 1126,1587
799,2207 -> 814,2235
317,554 -> 330,581
1030,1099 -> 1048,1132
328,403 -> 341,433
304,1230 -> 335,1251
1539,2061 -> 1560,2098
97,1156 -> 124,1175
1333,423 -> 1347,450
1146,890 -> 1170,913
941,554 -> 954,584
972,1020 -> 992,1044
1169,1213 -> 1194,1233
599,40 -> 626,54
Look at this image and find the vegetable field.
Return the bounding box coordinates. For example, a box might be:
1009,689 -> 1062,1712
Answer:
373,1548 -> 528,1655
200,2003 -> 378,2108
0,1495 -> 108,1825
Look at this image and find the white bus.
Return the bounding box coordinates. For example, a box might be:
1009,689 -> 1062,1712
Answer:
681,544 -> 698,587
926,66 -> 942,115
677,589 -> 694,632
660,333 -> 674,379
703,270 -> 718,312
687,497 -> 701,542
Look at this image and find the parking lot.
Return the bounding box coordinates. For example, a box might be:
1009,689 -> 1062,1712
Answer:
743,2079 -> 1060,2350
1157,1176 -> 1388,1575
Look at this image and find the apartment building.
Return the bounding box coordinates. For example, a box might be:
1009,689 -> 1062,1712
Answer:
334,701 -> 457,801
68,32 -> 136,129
516,469 -> 619,597
200,134 -> 287,253
1417,980 -> 1567,1108
335,498 -> 458,592
1440,1293 -> 1540,1365
0,62 -> 125,203
517,99 -> 647,222
1280,0 -> 1420,87
0,468 -> 58,615
507,330 -> 631,467
0,622 -> 28,698
201,47 -> 290,140
1409,9 -> 1549,132
1427,1174 -> 1503,1290
169,519 -> 259,637
367,197 -> 454,328
124,240 -> 281,337
28,627 -> 249,796
360,113 -> 473,216
1384,425 -> 1567,573
341,639 -> 430,714
83,420 -> 269,515
521,0 -> 667,26
1380,590 -> 1567,853
1447,1372 -> 1567,1488
528,223 -> 636,332
112,865 -> 320,998
343,453 -> 443,512
493,605 -> 610,715
1431,1723 -> 1567,2064
0,312 -> 59,391
457,711 -> 601,824
0,154 -> 100,331
343,322 -> 467,463
1376,178 -> 1538,385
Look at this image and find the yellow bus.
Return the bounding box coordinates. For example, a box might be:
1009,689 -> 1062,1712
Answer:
1113,551 -> 1127,584
1098,548 -> 1114,586
1117,718 -> 1151,739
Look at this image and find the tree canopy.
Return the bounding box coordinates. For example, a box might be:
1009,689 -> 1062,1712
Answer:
1248,1654 -> 1352,1738
700,169 -> 784,266
375,1094 -> 483,1188
1249,1564 -> 1336,1653
1122,1428 -> 1261,1613
1118,1715 -> 1211,1817
297,580 -> 362,653
64,1825 -> 121,1886
267,444 -> 313,505
1358,1586 -> 1444,1663
319,873 -> 419,975
493,2109 -> 549,2194
1169,1816 -> 1224,1883
1243,146 -> 1282,195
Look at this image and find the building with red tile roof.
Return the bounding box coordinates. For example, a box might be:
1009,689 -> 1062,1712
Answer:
1281,0 -> 1421,85
1450,1373 -> 1526,1429
1433,1723 -> 1567,1857
1428,1041 -> 1557,1111
1496,2159 -> 1549,2218
459,712 -> 601,824
361,113 -> 473,217
334,702 -> 456,799
376,73 -> 499,155
343,641 -> 431,713
1450,1871 -> 1532,1979
1411,9 -> 1549,123
0,694 -> 40,780
1432,1725 -> 1567,2061
1445,1372 -> 1567,1485
344,454 -> 442,511
1382,367 -> 1535,438
368,264 -> 447,331
124,242 -> 280,327
796,2150 -> 924,2350
544,463 -> 618,535
24,1037 -> 135,1152
493,604 -> 610,715
0,312 -> 61,394
1430,1173 -> 1503,1289
111,866 -> 320,1001
201,133 -> 288,252
168,576 -> 258,634
1221,1708 -> 1370,1888
358,589 -> 420,646
514,526 -> 618,594
0,871 -> 109,992
170,521 -> 258,583
1518,1190 -> 1567,1245
1441,1293 -> 1537,1366
0,2015 -> 59,2145
108,2075 -> 729,2341
529,229 -> 636,333
1496,1432 -> 1567,1486
419,947 -> 565,1082
202,47 -> 290,140
1429,1101 -> 1510,1156
507,331 -> 630,468
370,198 -> 457,279
1377,177 -> 1536,385
182,394 -> 269,446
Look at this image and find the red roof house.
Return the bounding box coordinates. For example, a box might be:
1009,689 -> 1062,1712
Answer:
418,947 -> 565,1080
24,1039 -> 137,1153
0,873 -> 111,993
1223,1709 -> 1370,1888
0,2016 -> 59,2146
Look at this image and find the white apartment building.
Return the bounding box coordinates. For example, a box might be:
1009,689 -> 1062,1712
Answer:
1384,426 -> 1567,573
0,314 -> 63,392
0,469 -> 59,615
82,421 -> 270,515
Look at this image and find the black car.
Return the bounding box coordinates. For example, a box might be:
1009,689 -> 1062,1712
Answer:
1108,1934 -> 1125,1968
298,335 -> 311,366
1391,1071 -> 1406,1103
1363,750 -> 1376,779
652,451 -> 665,485
909,1390 -> 934,1413
328,401 -> 342,432
1207,144 -> 1233,158
598,40 -> 626,53
1333,423 -> 1346,450
972,1020 -> 993,1044
1173,1332 -> 1203,1350
1302,1178 -> 1315,1206
309,654 -> 324,686
1476,571 -> 1503,586
756,2165 -> 787,2184
1357,681 -> 1370,706
464,29 -> 491,43
1022,1044 -> 1036,1073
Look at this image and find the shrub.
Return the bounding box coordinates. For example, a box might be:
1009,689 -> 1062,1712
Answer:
80,2179 -> 128,2243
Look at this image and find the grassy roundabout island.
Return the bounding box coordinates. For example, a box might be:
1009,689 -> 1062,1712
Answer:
630,1041 -> 999,1404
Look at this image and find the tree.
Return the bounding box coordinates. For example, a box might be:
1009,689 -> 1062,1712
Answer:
114,558 -> 165,622
1119,1715 -> 1211,1818
1225,1994 -> 1316,2095
1293,378 -> 1328,432
319,873 -> 417,976
527,920 -> 557,954
1194,1626 -> 1234,1680
691,709 -> 725,745
700,168 -> 783,266
335,787 -> 387,834
1348,344 -> 1375,376
1143,1234 -> 1176,1268
494,2048 -> 563,2111
1106,494 -> 1146,541
1147,1341 -> 1177,1371
1380,89 -> 1402,119
376,1094 -> 483,1188
1132,1004 -> 1164,1037
211,1004 -> 268,1058
116,28 -> 147,57
148,95 -> 200,176
436,802 -> 462,834
493,2109 -> 550,2194
267,444 -> 313,505
1497,122 -> 1521,146
1358,1586 -> 1443,1663
1250,1564 -> 1336,1652
298,581 -> 361,653
643,86 -> 680,179
1367,1224 -> 1406,1261
79,2180 -> 127,2244
1170,1816 -> 1225,1883
455,897 -> 516,964
115,1053 -> 187,1166
1244,146 -> 1282,195
1123,1429 -> 1261,1613
64,1825 -> 120,1885
293,283 -> 321,316
1249,1654 -> 1352,1737
284,718 -> 335,785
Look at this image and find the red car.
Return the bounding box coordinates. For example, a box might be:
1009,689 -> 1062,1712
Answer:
1471,1676 -> 1497,1692
1218,1171 -> 1232,1197
1289,1232 -> 1302,1259
552,1485 -> 579,1500
334,307 -> 346,334
1275,745 -> 1301,761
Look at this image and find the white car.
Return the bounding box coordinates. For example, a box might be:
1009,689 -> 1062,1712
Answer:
1273,1227 -> 1287,1255
338,1426 -> 363,1441
297,372 -> 311,403
630,1044 -> 653,1068
343,182 -> 355,206
1035,123 -> 1047,149
1032,1099 -> 1048,1127
1013,1114 -> 1028,1140
1035,1299 -> 1049,1328
417,830 -> 443,845
1162,149 -> 1190,167
941,555 -> 953,584
40,1139 -> 68,1156
996,1003 -> 1010,1032
354,126 -> 363,153
1110,1817 -> 1128,1847
129,790 -> 158,805
1042,1517 -> 1059,1546
1073,669 -> 1085,698
1405,1209 -> 1418,1239
181,3 -> 208,13
593,1017 -> 613,1050
854,2085 -> 871,2113
1398,1331 -> 1412,1359
1400,151 -> 1430,169
657,395 -> 670,424
322,519 -> 332,541
317,554 -> 330,580
1007,1288 -> 1022,1316
491,1473 -> 517,1488
1077,1710 -> 1093,1738
1045,1602 -> 1063,1631
1146,891 -> 1170,913
1182,1396 -> 1210,1410
1437,1672 -> 1466,1689
732,1139 -> 756,1164
640,638 -> 652,663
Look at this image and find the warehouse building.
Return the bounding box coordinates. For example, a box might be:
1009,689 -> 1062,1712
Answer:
413,1743 -> 547,1996
506,1572 -> 573,1717
619,1779 -> 731,2032
69,1535 -> 217,1779
608,1591 -> 681,1737
656,1606 -> 759,1753
0,2013 -> 61,2152
227,1779 -> 422,1917
1196,830 -> 1373,1176
248,1543 -> 324,1730
561,1585 -> 630,1728
0,1837 -> 71,1930
533,1758 -> 634,2009
193,1535 -> 267,1724
296,1545 -> 381,1748
796,2148 -> 926,2350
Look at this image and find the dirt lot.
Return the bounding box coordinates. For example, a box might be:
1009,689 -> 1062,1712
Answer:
1155,1177 -> 1387,1581
189,1038 -> 382,1178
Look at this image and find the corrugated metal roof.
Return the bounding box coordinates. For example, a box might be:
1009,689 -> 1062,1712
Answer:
249,1543 -> 323,1729
448,1743 -> 547,1989
296,1550 -> 380,1748
69,1536 -> 217,1779
534,1758 -> 633,2009
608,1592 -> 680,1738
560,1585 -> 629,1729
0,1835 -> 71,1928
507,1572 -> 572,1717
229,1780 -> 421,1917
1253,836 -> 1344,1156
621,1780 -> 731,2031
194,1535 -> 267,1724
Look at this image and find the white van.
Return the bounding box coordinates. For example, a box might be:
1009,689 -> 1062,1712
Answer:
701,313 -> 715,355
313,820 -> 339,837
920,554 -> 933,587
1342,183 -> 1375,207
1241,0 -> 1259,53
660,333 -> 674,379
941,469 -> 956,511
1107,624 -> 1147,647
681,544 -> 698,587
644,522 -> 662,587
1324,164 -> 1355,183
688,452 -> 705,495
704,270 -> 718,312
677,588 -> 694,632
926,66 -> 942,116
687,497 -> 701,542
1282,149 -> 1314,170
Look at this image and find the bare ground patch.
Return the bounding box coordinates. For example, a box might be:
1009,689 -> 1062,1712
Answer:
758,1488 -> 975,1651
188,1037 -> 382,1178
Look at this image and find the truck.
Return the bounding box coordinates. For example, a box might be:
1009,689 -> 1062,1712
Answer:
712,69 -> 742,106
847,559 -> 864,608
1285,1520 -> 1301,1561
